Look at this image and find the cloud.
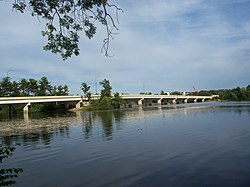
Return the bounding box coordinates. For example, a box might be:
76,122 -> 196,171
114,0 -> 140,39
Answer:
0,0 -> 250,94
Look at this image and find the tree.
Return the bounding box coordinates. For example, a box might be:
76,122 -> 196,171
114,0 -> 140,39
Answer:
100,79 -> 112,98
112,92 -> 123,109
81,82 -> 91,99
19,78 -> 29,96
37,76 -> 52,96
11,81 -> 21,97
99,96 -> 112,110
171,91 -> 182,95
247,85 -> 250,91
28,78 -> 38,96
0,77 -> 13,96
62,85 -> 69,95
55,85 -> 69,95
9,0 -> 123,60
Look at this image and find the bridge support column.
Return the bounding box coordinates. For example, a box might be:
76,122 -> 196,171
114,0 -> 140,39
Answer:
23,103 -> 30,114
138,99 -> 143,106
157,98 -> 162,105
172,99 -> 177,104
184,98 -> 188,103
202,98 -> 205,102
194,99 -> 197,103
76,101 -> 82,109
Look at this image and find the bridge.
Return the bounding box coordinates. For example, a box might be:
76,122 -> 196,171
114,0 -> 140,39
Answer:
0,95 -> 83,114
0,94 -> 219,114
118,94 -> 218,107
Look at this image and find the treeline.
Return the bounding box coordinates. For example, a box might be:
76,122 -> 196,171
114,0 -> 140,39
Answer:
197,85 -> 250,101
0,76 -> 69,97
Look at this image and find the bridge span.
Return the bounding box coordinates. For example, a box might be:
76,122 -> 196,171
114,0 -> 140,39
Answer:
118,94 -> 218,107
0,96 -> 83,113
0,94 -> 218,114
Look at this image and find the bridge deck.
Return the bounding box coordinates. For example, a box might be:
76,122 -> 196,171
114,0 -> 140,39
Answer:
0,94 -> 218,105
0,96 -> 82,105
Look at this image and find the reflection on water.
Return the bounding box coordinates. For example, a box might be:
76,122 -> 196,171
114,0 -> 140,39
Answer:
0,102 -> 250,187
1,103 -> 250,146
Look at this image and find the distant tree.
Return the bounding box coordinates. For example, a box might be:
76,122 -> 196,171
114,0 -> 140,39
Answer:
0,76 -> 69,98
62,85 -> 69,95
100,79 -> 112,98
51,86 -> 57,96
247,85 -> 250,91
7,0 -> 123,60
0,77 -> 13,96
160,90 -> 165,95
56,85 -> 69,96
28,78 -> 38,96
197,90 -> 212,96
171,91 -> 182,95
11,81 -> 21,97
81,82 -> 91,99
99,96 -> 112,110
37,76 -> 52,96
19,78 -> 29,96
89,79 -> 123,110
112,92 -> 123,109
247,85 -> 250,100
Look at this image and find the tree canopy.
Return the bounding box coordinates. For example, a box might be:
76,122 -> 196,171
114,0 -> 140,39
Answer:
7,0 -> 122,60
196,85 -> 250,101
0,76 -> 69,96
81,82 -> 91,99
100,78 -> 112,98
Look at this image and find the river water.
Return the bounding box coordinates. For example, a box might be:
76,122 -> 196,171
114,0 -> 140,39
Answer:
1,102 -> 250,187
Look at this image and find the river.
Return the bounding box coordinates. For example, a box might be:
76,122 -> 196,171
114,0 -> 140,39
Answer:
1,102 -> 250,187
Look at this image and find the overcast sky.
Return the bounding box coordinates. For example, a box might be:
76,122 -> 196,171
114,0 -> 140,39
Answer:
1,0 -> 250,94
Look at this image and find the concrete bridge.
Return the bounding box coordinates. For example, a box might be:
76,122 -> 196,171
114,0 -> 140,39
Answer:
119,94 -> 218,107
0,94 -> 218,114
0,95 -> 83,114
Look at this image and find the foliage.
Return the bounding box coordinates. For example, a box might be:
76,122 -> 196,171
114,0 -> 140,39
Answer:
100,79 -> 112,98
0,77 -> 12,96
81,82 -> 91,99
86,79 -> 123,110
197,85 -> 250,101
9,0 -> 123,60
171,91 -> 182,95
37,76 -> 52,96
112,92 -> 123,109
0,145 -> 23,186
99,96 -> 112,110
0,76 -> 69,97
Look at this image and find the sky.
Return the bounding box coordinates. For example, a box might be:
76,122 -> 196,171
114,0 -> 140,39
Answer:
0,0 -> 250,94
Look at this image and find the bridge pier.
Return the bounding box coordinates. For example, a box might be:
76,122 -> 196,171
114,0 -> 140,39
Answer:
157,98 -> 162,105
23,103 -> 30,113
76,101 -> 82,110
194,99 -> 197,103
172,98 -> 177,104
184,98 -> 188,103
138,99 -> 144,106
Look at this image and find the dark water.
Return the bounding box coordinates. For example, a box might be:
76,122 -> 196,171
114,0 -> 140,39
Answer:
1,102 -> 250,187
